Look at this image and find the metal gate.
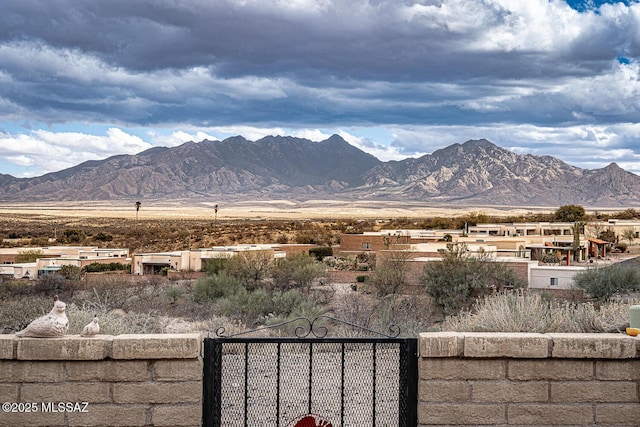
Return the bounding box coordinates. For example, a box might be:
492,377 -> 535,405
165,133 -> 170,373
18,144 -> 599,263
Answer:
202,316 -> 418,427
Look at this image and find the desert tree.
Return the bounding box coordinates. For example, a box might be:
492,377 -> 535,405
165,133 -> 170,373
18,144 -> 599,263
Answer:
555,205 -> 586,222
617,208 -> 639,219
135,201 -> 141,222
368,250 -> 412,296
585,220 -> 605,239
420,242 -> 525,316
225,250 -> 275,291
271,253 -> 327,292
621,228 -> 636,245
598,227 -> 617,245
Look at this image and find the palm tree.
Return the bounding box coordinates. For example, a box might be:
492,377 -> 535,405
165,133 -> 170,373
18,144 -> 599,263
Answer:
135,201 -> 141,223
213,204 -> 219,242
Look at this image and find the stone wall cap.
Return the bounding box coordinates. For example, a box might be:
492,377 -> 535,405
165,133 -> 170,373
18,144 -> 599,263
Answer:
115,333 -> 202,340
461,332 -> 547,338
419,332 -> 638,359
15,335 -> 114,360
462,332 -> 549,358
547,332 -> 637,359
112,333 -> 202,359
419,332 -> 463,357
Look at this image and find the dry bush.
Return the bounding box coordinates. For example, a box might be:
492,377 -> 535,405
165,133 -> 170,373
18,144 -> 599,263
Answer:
66,303 -> 163,335
439,290 -> 638,333
331,290 -> 434,337
0,295 -> 54,333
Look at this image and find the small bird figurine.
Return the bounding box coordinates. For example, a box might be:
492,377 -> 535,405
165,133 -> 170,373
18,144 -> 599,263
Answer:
80,315 -> 100,337
16,295 -> 69,338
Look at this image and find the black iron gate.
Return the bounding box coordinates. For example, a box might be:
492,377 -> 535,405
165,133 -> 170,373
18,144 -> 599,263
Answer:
202,316 -> 418,427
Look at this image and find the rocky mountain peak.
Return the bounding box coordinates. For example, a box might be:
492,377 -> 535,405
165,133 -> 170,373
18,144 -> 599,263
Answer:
0,136 -> 639,207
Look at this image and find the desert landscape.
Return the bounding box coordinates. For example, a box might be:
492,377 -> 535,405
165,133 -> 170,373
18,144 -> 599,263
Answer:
0,199 -> 556,220
1,200 -> 636,338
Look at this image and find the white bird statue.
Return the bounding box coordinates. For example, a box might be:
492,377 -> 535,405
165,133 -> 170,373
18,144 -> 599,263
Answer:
80,315 -> 100,337
16,295 -> 69,338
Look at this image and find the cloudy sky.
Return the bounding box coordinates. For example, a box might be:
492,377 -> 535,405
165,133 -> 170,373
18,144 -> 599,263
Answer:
1,0 -> 639,177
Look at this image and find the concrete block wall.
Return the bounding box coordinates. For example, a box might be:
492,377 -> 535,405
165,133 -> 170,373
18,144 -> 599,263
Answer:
418,332 -> 640,426
1,332 -> 639,426
0,334 -> 202,427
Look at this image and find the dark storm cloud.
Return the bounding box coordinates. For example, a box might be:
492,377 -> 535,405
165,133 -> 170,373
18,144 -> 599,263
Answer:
1,0 -> 639,177
0,0 -> 628,79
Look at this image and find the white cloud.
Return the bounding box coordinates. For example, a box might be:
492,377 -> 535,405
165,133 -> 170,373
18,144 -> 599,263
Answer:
337,130 -> 417,162
291,129 -> 333,141
149,130 -> 218,147
379,122 -> 640,174
0,128 -> 152,177
6,155 -> 35,167
205,126 -> 287,141
565,61 -> 640,115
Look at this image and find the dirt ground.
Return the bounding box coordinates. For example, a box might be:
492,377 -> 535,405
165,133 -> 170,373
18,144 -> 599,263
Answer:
0,199 -> 561,220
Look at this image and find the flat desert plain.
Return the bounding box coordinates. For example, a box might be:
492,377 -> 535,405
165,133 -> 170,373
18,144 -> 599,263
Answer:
0,199 -> 567,220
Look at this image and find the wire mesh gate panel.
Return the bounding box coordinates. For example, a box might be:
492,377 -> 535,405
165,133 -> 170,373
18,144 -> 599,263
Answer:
202,337 -> 417,427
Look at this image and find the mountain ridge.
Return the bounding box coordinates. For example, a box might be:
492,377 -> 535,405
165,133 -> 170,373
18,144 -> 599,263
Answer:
1,135 -> 639,207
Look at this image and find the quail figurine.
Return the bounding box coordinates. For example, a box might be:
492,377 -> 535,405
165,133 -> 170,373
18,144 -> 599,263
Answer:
16,295 -> 69,338
80,315 -> 100,337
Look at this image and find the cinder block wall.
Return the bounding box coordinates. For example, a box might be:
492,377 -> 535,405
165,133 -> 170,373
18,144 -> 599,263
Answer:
418,332 -> 640,426
0,334 -> 202,427
1,332 -> 639,426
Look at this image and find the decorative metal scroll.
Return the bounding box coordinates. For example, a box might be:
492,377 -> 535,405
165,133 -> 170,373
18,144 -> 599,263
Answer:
214,315 -> 401,339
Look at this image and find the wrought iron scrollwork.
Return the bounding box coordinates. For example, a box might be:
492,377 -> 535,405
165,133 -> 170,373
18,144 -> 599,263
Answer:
214,315 -> 401,338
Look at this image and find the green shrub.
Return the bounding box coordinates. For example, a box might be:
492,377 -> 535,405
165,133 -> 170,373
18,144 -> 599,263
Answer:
272,253 -> 326,291
214,288 -> 272,326
61,229 -> 86,243
615,242 -> 628,252
192,272 -> 244,303
94,232 -> 113,242
15,249 -> 44,263
573,264 -> 640,301
82,262 -> 130,273
356,275 -> 368,283
541,252 -> 560,264
309,246 -> 333,261
31,273 -> 78,297
196,272 -> 325,328
0,279 -> 30,298
59,265 -> 82,280
201,258 -> 228,275
165,286 -> 184,304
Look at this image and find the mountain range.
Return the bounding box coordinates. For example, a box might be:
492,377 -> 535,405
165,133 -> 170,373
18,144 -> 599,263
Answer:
1,135 -> 640,207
